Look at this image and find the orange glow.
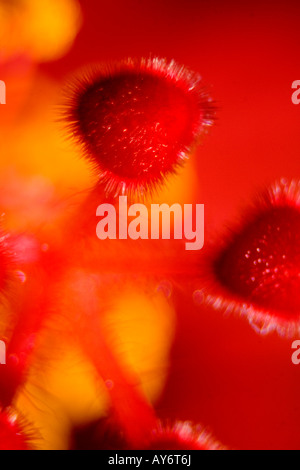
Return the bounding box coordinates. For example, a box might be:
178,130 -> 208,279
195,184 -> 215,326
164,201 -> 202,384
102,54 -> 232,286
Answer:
0,0 -> 82,62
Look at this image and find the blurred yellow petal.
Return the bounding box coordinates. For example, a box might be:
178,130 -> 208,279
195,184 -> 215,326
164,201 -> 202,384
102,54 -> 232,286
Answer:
14,281 -> 176,450
0,73 -> 91,233
102,283 -> 176,404
15,329 -> 110,450
0,0 -> 82,62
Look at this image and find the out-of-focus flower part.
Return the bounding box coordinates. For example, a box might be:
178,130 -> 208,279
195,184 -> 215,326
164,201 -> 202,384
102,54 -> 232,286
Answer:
148,421 -> 225,450
0,230 -> 63,409
0,0 -> 82,63
57,271 -> 176,448
101,284 -> 176,403
0,229 -> 13,295
0,407 -> 34,450
196,179 -> 300,337
15,336 -> 110,450
0,74 -> 91,231
71,418 -> 224,450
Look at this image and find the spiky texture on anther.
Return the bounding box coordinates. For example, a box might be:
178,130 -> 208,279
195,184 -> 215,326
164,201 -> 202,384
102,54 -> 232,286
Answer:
64,57 -> 214,196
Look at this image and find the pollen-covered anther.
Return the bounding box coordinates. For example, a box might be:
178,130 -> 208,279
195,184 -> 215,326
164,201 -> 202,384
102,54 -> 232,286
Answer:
65,57 -> 214,195
201,180 -> 300,337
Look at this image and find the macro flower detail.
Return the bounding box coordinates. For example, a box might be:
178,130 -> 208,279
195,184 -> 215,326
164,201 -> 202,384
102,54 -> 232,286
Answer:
0,408 -> 33,450
199,179 -> 300,336
65,58 -> 214,195
148,421 -> 224,450
72,418 -> 224,450
1,0 -> 299,452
